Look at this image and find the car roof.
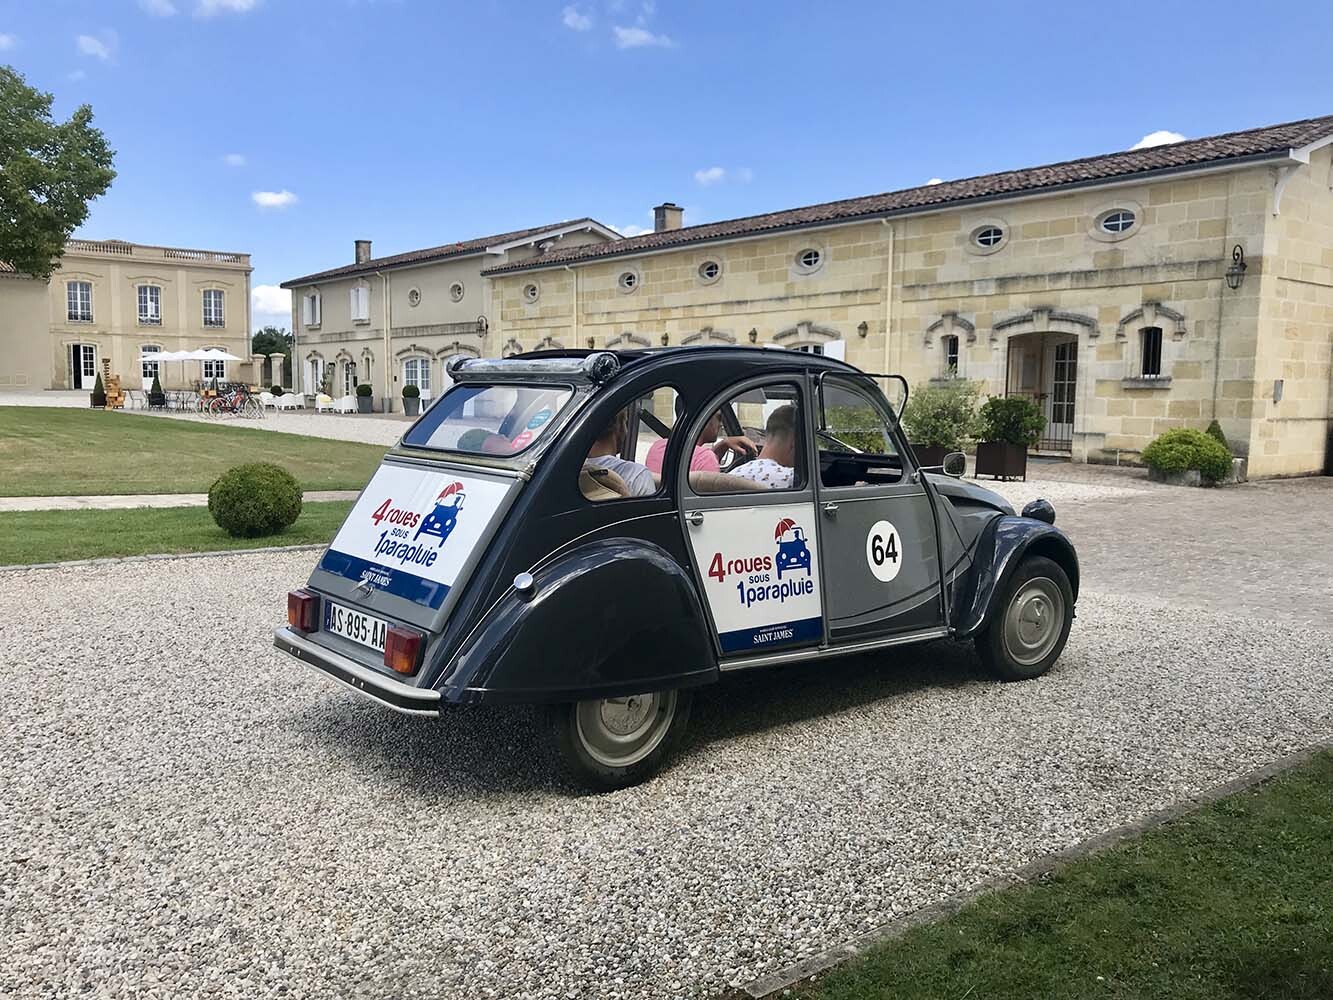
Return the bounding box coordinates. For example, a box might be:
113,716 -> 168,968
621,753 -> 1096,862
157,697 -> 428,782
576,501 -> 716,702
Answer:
508,345 -> 871,378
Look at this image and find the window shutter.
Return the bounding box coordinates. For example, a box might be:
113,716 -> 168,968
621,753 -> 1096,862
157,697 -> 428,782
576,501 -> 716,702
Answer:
314,294 -> 321,326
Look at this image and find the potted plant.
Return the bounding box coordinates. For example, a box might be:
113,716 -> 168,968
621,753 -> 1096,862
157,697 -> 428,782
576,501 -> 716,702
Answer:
270,384 -> 285,397
90,372 -> 106,409
356,382 -> 374,413
148,374 -> 167,409
402,383 -> 421,417
900,381 -> 979,469
974,396 -> 1045,481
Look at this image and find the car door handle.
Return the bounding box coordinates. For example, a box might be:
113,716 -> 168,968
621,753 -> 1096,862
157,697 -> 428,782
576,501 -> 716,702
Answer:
823,502 -> 839,517
685,510 -> 705,527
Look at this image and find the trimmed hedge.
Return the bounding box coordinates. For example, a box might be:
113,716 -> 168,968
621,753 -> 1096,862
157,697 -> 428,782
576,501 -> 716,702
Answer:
402,383 -> 420,399
977,395 -> 1045,447
1205,419 -> 1229,450
207,463 -> 303,538
90,372 -> 106,408
270,384 -> 285,396
1141,428 -> 1233,483
901,381 -> 980,451
356,382 -> 373,397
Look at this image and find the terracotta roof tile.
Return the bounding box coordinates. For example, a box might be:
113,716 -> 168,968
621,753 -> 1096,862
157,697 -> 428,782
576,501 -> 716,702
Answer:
482,114 -> 1333,275
281,218 -> 615,287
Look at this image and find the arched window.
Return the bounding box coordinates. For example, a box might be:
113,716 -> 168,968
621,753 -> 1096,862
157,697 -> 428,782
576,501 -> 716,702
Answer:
140,345 -> 163,388
343,359 -> 358,395
402,356 -> 432,399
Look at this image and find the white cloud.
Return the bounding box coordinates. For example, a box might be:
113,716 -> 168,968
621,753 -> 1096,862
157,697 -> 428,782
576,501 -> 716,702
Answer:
926,177 -> 943,185
613,25 -> 672,48
251,189 -> 298,208
252,284 -> 291,318
562,5 -> 592,30
734,166 -> 754,183
0,33 -> 16,51
1131,129 -> 1186,150
694,166 -> 725,186
196,0 -> 257,16
613,223 -> 653,237
223,153 -> 247,167
139,0 -> 178,15
76,31 -> 117,61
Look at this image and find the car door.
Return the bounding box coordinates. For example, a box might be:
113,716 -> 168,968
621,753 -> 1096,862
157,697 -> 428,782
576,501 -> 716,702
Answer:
814,374 -> 944,642
680,376 -> 825,658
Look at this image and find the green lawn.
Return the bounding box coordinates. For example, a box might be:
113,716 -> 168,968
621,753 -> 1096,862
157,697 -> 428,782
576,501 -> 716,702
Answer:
796,751 -> 1333,1000
0,501 -> 353,565
0,407 -> 387,496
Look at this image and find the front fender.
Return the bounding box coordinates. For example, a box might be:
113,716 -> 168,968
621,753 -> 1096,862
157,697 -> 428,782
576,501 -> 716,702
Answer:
440,538 -> 718,704
954,515 -> 1080,638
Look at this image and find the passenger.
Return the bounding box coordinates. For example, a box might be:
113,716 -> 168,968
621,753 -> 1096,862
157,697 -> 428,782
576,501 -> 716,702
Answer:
644,401 -> 757,474
728,404 -> 797,489
455,428 -> 514,454
585,409 -> 657,497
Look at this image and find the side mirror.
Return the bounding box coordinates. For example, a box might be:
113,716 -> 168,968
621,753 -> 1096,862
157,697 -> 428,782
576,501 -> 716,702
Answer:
942,452 -> 967,478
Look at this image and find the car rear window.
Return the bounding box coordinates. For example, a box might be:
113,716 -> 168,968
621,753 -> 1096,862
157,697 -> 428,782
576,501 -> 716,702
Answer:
402,384 -> 574,455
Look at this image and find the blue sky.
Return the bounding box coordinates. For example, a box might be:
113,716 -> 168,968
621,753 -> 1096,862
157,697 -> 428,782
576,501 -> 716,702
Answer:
3,0 -> 1333,332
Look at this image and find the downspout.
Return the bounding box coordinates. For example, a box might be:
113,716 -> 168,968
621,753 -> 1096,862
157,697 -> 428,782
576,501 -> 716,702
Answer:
881,219 -> 895,380
376,270 -> 392,412
565,264 -> 580,348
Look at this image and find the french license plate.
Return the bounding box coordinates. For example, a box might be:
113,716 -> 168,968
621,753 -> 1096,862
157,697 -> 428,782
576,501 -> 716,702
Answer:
324,601 -> 388,652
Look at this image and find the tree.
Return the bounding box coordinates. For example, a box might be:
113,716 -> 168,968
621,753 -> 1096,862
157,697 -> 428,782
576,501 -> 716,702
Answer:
0,66 -> 116,280
251,326 -> 293,357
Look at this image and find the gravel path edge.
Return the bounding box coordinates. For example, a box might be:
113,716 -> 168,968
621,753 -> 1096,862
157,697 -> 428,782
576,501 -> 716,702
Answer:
739,733 -> 1333,1000
0,542 -> 327,573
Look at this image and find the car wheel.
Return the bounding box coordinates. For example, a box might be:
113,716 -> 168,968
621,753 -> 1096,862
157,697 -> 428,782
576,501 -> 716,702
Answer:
975,555 -> 1073,681
541,689 -> 692,792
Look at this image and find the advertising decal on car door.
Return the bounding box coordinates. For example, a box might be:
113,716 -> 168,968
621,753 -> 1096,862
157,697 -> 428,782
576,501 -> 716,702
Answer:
686,503 -> 823,654
319,464 -> 511,609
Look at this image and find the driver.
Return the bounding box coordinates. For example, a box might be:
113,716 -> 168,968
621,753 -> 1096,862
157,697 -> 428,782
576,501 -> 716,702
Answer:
645,400 -> 757,475
729,404 -> 797,489
585,408 -> 656,497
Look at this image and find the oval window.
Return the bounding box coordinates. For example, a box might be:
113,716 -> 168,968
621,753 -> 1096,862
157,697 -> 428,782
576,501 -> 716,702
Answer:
796,248 -> 822,272
698,260 -> 721,281
974,226 -> 1004,248
618,271 -> 638,291
1099,209 -> 1136,234
407,287 -> 422,307
522,283 -> 540,303
449,281 -> 464,302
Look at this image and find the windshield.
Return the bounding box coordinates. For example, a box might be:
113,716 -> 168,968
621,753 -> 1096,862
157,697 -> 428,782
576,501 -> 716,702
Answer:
402,384 -> 575,455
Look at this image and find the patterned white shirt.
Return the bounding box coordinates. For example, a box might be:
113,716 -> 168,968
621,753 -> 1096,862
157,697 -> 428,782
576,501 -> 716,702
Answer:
728,458 -> 794,489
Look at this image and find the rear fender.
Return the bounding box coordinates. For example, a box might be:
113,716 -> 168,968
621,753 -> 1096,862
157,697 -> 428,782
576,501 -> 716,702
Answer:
954,516 -> 1080,638
440,538 -> 718,704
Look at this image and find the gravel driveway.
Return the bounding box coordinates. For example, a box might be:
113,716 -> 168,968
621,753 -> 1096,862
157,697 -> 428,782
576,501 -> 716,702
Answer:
3,481 -> 1331,999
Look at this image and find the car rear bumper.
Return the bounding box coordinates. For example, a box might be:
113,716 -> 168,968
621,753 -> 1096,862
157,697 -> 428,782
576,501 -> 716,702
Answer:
273,626 -> 442,716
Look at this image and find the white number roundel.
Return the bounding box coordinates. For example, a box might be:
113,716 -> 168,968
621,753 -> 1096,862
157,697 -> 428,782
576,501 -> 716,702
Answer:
865,520 -> 902,582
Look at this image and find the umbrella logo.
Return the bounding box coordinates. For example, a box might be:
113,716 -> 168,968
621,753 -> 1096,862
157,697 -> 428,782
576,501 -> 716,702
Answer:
414,481 -> 467,547
774,518 -> 811,579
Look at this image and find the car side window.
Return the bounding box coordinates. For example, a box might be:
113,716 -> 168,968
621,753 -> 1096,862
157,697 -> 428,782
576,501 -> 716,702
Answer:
692,381 -> 805,494
818,380 -> 904,488
580,385 -> 677,502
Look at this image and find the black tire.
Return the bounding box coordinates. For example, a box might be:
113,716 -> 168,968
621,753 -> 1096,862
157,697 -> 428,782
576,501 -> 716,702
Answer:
975,555 -> 1074,681
541,689 -> 693,792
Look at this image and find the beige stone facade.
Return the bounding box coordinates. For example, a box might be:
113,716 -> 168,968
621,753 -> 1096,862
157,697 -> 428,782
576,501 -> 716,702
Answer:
484,148 -> 1333,478
0,239 -> 253,392
283,222 -> 618,410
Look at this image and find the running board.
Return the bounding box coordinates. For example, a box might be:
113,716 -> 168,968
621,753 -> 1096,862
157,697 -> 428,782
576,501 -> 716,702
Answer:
719,627 -> 952,672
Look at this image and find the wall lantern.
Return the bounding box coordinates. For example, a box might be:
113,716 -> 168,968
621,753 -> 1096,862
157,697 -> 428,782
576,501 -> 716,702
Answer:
857,321 -> 869,338
586,336 -> 595,349
1225,245 -> 1247,291
748,327 -> 758,343
661,332 -> 670,346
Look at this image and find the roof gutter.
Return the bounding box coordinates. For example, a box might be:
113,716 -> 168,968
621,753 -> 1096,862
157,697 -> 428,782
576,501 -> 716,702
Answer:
485,149 -> 1303,277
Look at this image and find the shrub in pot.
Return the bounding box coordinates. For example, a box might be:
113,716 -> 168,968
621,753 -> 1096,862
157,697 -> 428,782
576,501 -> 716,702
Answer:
1141,428 -> 1233,485
402,382 -> 421,417
90,372 -> 106,408
208,462 -> 303,538
356,381 -> 374,413
975,396 -> 1045,481
270,384 -> 285,397
148,374 -> 166,408
900,381 -> 979,468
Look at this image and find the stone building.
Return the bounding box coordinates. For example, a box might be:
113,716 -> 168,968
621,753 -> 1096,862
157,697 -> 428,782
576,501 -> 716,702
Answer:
281,219 -> 619,410
0,239 -> 253,392
482,115 -> 1333,478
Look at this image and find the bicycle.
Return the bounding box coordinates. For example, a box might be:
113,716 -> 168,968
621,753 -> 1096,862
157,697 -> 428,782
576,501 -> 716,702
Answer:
207,384 -> 264,419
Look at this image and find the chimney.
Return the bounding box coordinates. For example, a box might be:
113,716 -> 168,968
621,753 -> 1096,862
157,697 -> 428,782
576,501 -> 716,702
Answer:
354,239 -> 372,264
653,202 -> 683,232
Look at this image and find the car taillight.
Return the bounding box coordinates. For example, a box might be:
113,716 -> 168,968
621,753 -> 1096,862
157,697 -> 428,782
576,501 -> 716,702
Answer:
287,589 -> 319,633
384,625 -> 424,676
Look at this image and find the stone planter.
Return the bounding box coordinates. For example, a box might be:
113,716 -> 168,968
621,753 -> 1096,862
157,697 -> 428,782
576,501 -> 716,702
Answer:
1148,467 -> 1202,487
975,441 -> 1028,481
910,444 -> 948,469
402,396 -> 421,417
357,395 -> 373,414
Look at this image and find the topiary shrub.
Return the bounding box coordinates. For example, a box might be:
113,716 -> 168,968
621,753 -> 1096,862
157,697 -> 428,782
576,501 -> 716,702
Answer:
977,395 -> 1045,447
1141,428 -> 1233,483
90,372 -> 106,408
270,384 -> 285,396
356,382 -> 373,397
901,380 -> 980,451
1205,419 -> 1230,452
401,383 -> 420,399
208,463 -> 303,538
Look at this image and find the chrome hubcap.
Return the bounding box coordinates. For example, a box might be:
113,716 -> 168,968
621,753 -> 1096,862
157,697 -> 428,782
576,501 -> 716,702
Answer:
575,691 -> 677,768
1003,577 -> 1064,666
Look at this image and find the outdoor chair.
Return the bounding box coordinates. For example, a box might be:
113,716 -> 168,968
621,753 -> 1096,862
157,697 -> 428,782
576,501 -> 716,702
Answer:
259,391 -> 276,409
274,394 -> 303,411
315,393 -> 334,412
332,395 -> 357,414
